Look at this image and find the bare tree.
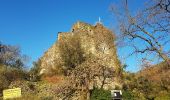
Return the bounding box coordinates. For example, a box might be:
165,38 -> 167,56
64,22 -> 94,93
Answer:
0,42 -> 28,68
69,57 -> 115,100
149,0 -> 170,13
111,0 -> 170,67
52,57 -> 115,100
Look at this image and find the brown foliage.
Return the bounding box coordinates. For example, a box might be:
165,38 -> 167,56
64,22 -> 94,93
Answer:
42,75 -> 64,83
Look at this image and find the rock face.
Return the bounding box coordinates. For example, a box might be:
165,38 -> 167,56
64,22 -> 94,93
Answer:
39,21 -> 122,90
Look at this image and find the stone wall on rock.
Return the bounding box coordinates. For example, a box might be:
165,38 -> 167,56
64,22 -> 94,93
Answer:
39,21 -> 122,90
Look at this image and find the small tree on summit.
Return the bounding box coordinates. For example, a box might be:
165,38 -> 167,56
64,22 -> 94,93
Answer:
58,34 -> 86,71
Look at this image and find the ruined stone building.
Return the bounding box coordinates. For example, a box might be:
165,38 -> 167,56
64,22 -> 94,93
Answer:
39,21 -> 122,90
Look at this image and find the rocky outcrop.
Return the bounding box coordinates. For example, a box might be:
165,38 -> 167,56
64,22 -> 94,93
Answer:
39,21 -> 122,90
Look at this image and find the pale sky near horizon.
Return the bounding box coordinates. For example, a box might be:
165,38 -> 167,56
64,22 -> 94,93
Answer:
0,0 -> 146,72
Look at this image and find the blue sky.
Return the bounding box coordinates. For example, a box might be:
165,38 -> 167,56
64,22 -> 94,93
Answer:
0,0 -> 145,72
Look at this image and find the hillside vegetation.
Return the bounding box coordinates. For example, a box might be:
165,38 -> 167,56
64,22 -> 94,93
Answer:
122,61 -> 170,100
1,39 -> 170,100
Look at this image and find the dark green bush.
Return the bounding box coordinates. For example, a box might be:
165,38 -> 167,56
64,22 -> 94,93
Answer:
90,88 -> 111,100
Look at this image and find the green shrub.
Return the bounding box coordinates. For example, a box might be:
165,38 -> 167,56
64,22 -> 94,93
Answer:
155,91 -> 170,100
122,90 -> 134,100
90,88 -> 111,100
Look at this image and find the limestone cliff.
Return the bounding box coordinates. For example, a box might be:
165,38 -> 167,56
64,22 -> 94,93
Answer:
39,21 -> 121,89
